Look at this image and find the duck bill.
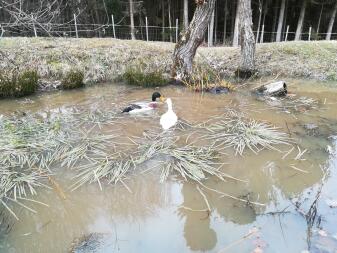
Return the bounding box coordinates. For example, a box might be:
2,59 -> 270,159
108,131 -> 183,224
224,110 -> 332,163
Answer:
160,96 -> 166,102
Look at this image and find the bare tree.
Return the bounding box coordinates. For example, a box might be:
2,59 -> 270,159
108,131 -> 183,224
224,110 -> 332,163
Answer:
129,0 -> 136,40
276,0 -> 286,42
326,1 -> 337,40
237,0 -> 255,78
172,0 -> 216,80
295,0 -> 307,40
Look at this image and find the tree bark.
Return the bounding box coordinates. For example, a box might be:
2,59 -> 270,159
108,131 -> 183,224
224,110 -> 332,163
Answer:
326,1 -> 337,40
237,0 -> 256,78
183,0 -> 189,30
223,0 -> 228,45
295,0 -> 307,41
172,0 -> 216,80
276,0 -> 286,42
233,1 -> 240,47
129,0 -> 136,40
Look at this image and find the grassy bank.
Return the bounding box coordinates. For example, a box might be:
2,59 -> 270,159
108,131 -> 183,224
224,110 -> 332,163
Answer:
0,38 -> 336,88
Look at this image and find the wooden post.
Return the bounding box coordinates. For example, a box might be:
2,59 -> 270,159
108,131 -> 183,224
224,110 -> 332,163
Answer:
146,16 -> 149,41
285,25 -> 289,41
33,23 -> 37,37
259,24 -> 264,43
308,26 -> 312,41
111,15 -> 116,38
74,13 -> 78,38
175,18 -> 178,43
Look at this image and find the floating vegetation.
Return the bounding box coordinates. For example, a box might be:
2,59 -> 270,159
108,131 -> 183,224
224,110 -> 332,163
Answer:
202,109 -> 291,156
259,95 -> 319,113
0,109 -> 121,218
134,136 -> 232,183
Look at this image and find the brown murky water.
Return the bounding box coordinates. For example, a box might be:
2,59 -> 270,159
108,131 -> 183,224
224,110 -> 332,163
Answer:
1,79 -> 337,253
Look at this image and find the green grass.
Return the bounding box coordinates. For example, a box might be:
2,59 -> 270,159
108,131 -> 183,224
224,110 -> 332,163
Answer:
0,70 -> 38,98
61,70 -> 84,89
122,66 -> 168,87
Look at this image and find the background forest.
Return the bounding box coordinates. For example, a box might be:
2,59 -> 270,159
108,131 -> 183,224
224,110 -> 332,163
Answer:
0,0 -> 337,44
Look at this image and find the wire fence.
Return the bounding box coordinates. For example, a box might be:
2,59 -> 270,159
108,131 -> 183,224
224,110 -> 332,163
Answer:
1,20 -> 336,45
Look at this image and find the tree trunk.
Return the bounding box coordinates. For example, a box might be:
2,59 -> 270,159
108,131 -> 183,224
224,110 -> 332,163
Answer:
295,0 -> 307,41
271,0 -> 279,42
162,0 -> 165,41
209,7 -> 215,46
223,0 -> 228,45
172,0 -> 216,80
237,0 -> 255,78
316,4 -> 324,36
260,0 -> 268,43
233,1 -> 240,47
256,0 -> 263,43
129,0 -> 136,40
231,1 -> 236,40
215,2 -> 218,44
276,0 -> 286,42
326,1 -> 337,40
168,0 -> 173,42
183,0 -> 189,30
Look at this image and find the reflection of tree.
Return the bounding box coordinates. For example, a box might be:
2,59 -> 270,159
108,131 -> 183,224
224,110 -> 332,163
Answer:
179,182 -> 217,252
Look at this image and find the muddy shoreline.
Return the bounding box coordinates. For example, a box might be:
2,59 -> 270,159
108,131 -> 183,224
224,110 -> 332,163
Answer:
0,38 -> 336,93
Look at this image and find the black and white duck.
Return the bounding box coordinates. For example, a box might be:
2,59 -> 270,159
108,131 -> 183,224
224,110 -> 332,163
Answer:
122,92 -> 165,114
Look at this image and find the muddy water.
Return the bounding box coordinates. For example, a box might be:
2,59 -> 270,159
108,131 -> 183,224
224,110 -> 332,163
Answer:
1,79 -> 337,253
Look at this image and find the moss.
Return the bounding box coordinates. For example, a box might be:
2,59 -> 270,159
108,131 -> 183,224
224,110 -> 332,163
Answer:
0,70 -> 38,98
122,67 -> 168,87
61,70 -> 84,89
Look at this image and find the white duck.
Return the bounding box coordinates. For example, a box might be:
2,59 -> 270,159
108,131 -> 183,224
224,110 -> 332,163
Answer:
160,98 -> 178,130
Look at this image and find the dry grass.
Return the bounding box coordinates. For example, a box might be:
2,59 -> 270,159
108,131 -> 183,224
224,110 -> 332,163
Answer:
1,38 -> 336,88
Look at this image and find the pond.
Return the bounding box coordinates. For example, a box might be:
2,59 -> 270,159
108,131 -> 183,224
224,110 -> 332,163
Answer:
1,79 -> 337,253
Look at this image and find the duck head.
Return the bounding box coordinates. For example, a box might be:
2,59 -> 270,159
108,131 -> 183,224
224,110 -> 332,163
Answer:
152,92 -> 165,102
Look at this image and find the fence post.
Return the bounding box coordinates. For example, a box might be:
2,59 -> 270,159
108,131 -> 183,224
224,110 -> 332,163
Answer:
74,13 -> 78,38
175,18 -> 178,43
111,15 -> 116,38
146,16 -> 149,41
308,26 -> 312,41
285,25 -> 289,41
259,24 -> 264,43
